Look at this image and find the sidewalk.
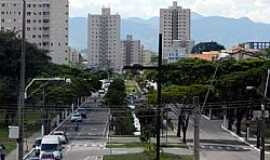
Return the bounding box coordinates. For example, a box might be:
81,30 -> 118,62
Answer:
6,131 -> 41,160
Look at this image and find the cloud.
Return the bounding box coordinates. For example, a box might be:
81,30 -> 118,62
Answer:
69,0 -> 270,23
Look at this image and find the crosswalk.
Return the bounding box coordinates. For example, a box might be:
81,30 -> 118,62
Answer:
65,143 -> 106,152
199,145 -> 251,151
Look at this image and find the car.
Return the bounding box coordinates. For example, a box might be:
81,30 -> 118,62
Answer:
40,135 -> 63,160
78,108 -> 87,118
40,153 -> 56,160
98,89 -> 105,96
71,112 -> 82,122
52,131 -> 68,145
33,137 -> 42,156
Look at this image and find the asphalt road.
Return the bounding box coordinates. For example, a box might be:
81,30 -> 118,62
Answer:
25,95 -> 110,160
60,95 -> 109,160
187,116 -> 270,160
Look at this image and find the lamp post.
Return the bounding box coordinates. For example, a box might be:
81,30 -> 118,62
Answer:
25,78 -> 71,136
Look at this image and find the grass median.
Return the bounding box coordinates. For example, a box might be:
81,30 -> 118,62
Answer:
106,142 -> 188,149
104,152 -> 192,160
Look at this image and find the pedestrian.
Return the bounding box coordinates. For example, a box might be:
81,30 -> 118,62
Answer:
0,144 -> 6,160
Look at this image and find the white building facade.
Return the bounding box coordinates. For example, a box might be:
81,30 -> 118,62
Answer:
160,1 -> 193,63
122,35 -> 144,66
88,8 -> 122,72
0,0 -> 69,64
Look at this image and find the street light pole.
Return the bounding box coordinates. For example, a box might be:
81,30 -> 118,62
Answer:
17,0 -> 26,159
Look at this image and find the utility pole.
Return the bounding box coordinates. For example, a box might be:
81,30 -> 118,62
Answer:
124,34 -> 185,160
156,33 -> 162,160
260,104 -> 265,160
260,69 -> 269,160
17,0 -> 26,159
193,96 -> 200,160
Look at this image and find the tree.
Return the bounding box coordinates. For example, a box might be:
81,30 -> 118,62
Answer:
105,79 -> 126,106
191,41 -> 225,53
0,31 -> 50,125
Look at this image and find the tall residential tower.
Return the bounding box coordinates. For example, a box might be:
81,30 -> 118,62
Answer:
160,1 -> 193,63
0,0 -> 69,64
88,8 -> 122,72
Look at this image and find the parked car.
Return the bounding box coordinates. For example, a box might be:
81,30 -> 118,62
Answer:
40,135 -> 63,160
98,89 -> 105,96
52,131 -> 68,145
33,137 -> 42,156
71,112 -> 82,122
78,108 -> 87,118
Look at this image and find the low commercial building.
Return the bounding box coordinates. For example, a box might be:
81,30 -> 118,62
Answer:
190,51 -> 220,61
239,42 -> 270,50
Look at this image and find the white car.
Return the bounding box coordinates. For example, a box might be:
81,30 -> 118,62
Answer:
52,131 -> 68,145
40,135 -> 63,160
71,112 -> 82,122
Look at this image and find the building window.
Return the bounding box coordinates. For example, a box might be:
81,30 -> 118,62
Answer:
43,19 -> 49,23
26,19 -> 31,23
27,12 -> 31,16
33,19 -> 36,23
27,4 -> 31,8
38,35 -> 41,38
1,19 -> 4,23
43,27 -> 49,31
32,35 -> 36,38
27,27 -> 30,31
13,3 -> 16,7
33,4 -> 36,8
1,3 -> 5,7
1,27 -> 4,30
43,12 -> 49,15
1,11 -> 4,15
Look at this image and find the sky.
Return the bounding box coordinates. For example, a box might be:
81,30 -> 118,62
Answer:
69,0 -> 270,23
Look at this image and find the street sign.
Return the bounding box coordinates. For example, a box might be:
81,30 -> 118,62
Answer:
8,126 -> 19,139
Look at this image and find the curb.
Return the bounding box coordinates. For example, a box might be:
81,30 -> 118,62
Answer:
221,124 -> 270,155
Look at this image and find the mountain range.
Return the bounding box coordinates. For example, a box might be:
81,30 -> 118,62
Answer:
69,13 -> 270,52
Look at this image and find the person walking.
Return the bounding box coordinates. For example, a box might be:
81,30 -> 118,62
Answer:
0,144 -> 6,160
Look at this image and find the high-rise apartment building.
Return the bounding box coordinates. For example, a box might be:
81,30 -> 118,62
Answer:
160,1 -> 193,63
122,35 -> 144,66
88,8 -> 122,72
0,0 -> 69,64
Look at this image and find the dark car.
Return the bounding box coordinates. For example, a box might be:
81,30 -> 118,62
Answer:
78,108 -> 87,118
